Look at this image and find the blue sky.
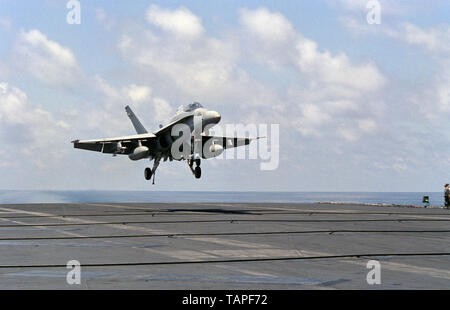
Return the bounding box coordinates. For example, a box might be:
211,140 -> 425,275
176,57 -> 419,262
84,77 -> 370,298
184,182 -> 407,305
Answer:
0,0 -> 449,191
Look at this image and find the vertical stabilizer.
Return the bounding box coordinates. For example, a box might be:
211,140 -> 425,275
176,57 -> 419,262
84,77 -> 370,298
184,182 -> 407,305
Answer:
125,105 -> 148,134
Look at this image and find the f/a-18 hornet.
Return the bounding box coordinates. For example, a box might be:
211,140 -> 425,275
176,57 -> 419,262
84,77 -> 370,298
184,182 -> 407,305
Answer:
72,102 -> 261,184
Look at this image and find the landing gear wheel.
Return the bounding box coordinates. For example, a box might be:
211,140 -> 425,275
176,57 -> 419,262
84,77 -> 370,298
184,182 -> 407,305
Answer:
144,167 -> 152,180
194,166 -> 201,179
195,159 -> 201,167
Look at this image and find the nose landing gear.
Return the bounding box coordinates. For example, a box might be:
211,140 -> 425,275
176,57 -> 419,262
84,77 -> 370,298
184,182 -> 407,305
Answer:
188,158 -> 202,179
194,166 -> 201,179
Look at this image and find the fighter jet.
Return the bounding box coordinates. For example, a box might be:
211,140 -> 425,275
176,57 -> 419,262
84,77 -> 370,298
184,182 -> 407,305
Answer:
72,102 -> 260,184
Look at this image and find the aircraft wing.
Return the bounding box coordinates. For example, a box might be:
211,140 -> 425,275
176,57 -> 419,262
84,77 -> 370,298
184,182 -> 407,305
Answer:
72,133 -> 156,154
200,134 -> 263,149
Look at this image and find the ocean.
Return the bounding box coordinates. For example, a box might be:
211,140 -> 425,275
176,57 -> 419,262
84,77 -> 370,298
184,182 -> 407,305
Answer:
0,190 -> 444,206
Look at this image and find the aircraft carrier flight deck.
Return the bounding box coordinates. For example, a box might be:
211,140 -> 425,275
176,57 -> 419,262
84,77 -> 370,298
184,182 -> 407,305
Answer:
0,202 -> 449,289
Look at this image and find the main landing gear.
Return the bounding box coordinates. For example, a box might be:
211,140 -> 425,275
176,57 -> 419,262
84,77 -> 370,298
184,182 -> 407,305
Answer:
145,157 -> 202,183
144,167 -> 152,180
144,157 -> 160,185
188,158 -> 201,179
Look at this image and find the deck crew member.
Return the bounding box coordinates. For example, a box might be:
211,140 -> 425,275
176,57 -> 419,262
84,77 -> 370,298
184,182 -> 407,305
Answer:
444,184 -> 450,209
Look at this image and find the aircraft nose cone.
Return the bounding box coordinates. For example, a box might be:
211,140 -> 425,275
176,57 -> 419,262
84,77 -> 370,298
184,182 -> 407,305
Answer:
213,111 -> 221,123
206,111 -> 221,124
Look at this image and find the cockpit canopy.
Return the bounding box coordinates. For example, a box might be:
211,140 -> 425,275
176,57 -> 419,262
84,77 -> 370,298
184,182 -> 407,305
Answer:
183,102 -> 204,112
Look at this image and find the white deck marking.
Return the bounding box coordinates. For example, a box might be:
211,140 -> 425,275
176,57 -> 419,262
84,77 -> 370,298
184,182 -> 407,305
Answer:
184,237 -> 272,249
0,206 -> 173,235
86,203 -> 151,211
214,264 -> 276,277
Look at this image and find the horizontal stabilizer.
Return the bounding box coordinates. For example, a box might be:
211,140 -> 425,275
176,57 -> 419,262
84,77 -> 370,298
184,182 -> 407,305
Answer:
200,134 -> 263,149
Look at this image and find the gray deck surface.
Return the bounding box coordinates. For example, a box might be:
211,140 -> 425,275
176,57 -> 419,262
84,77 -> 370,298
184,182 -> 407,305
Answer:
0,202 -> 449,289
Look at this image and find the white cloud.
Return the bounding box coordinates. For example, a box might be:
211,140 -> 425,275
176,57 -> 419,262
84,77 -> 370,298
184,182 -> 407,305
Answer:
238,7 -> 295,43
83,76 -> 176,136
335,0 -> 367,11
338,16 -> 450,142
333,0 -> 407,16
408,62 -> 450,119
117,21 -> 241,100
85,77 -> 154,135
14,29 -> 81,86
325,100 -> 359,111
400,23 -> 450,54
338,127 -> 358,141
344,20 -> 450,123
338,16 -> 399,37
146,5 -> 204,38
0,82 -> 29,124
153,97 -> 173,123
295,37 -> 385,92
358,119 -> 377,133
0,82 -> 69,167
95,8 -> 115,30
296,104 -> 331,137
236,8 -> 387,141
125,84 -> 152,105
0,17 -> 12,30
300,104 -> 331,125
238,7 -> 298,68
340,16 -> 450,55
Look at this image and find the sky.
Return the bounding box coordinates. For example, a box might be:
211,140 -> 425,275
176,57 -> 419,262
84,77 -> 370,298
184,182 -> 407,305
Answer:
0,0 -> 449,192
